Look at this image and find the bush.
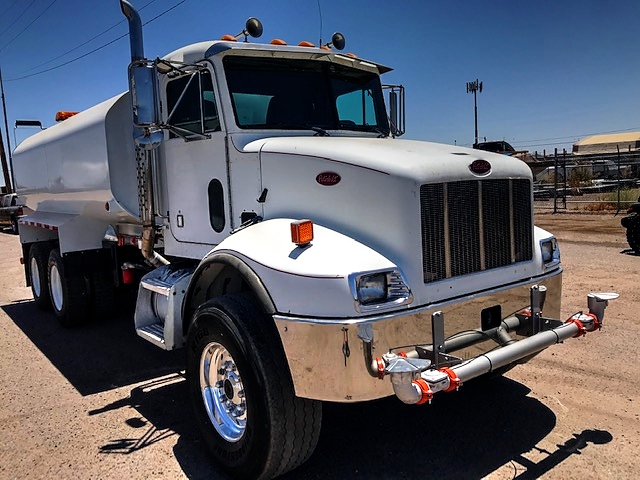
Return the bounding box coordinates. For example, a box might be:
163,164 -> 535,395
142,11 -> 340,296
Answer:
585,187 -> 640,211
568,167 -> 593,189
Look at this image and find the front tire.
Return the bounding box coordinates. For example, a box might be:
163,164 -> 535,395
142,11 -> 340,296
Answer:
187,294 -> 322,480
626,217 -> 640,254
48,249 -> 90,327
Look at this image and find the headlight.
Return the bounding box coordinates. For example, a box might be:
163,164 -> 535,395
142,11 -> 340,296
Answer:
357,273 -> 387,304
540,237 -> 560,267
349,269 -> 413,313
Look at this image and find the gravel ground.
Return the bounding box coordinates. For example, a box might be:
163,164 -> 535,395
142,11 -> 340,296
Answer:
0,212 -> 638,479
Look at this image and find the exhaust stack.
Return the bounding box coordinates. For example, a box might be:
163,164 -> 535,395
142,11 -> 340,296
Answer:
120,0 -> 144,61
119,0 -> 162,147
120,0 -> 167,267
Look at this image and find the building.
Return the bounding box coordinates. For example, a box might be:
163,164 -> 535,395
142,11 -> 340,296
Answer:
573,132 -> 640,155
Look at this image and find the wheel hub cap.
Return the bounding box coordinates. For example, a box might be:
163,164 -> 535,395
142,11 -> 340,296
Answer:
50,264 -> 64,312
30,257 -> 41,297
200,342 -> 247,442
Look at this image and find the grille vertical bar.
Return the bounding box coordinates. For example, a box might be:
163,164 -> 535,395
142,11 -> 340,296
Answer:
420,184 -> 446,282
420,179 -> 533,283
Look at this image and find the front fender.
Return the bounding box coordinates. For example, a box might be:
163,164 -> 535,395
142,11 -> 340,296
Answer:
205,218 -> 406,318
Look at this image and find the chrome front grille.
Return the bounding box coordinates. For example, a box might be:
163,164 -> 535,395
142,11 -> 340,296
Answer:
420,179 -> 533,283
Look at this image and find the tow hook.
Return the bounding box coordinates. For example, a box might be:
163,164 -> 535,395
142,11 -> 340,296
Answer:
374,290 -> 618,405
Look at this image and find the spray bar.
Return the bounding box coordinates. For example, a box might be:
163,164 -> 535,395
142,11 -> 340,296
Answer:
374,290 -> 617,405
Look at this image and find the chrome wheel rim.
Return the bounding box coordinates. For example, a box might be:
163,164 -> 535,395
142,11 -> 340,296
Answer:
200,341 -> 247,442
30,257 -> 41,297
50,264 -> 64,312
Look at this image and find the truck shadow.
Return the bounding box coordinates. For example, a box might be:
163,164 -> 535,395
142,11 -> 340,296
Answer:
1,298 -> 184,396
2,299 -> 613,479
88,367 -> 612,480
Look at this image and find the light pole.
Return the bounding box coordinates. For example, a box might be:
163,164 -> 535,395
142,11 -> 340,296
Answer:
0,67 -> 12,193
466,78 -> 483,147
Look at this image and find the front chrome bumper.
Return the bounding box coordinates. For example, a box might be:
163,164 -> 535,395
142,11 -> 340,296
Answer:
274,270 -> 563,402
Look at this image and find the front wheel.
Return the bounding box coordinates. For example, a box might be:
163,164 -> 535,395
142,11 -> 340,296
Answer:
187,294 -> 322,480
626,217 -> 640,254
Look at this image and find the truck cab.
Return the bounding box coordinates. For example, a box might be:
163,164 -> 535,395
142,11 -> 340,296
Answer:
148,41 -> 399,257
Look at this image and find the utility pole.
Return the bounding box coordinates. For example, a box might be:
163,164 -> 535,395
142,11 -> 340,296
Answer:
0,67 -> 13,193
466,78 -> 483,147
0,126 -> 10,194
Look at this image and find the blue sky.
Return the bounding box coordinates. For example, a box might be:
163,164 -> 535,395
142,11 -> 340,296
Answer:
0,0 -> 639,155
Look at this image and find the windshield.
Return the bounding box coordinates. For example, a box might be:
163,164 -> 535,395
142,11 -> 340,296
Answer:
224,56 -> 390,135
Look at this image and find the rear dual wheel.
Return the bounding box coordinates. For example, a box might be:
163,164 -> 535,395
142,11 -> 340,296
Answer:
36,247 -> 115,327
29,243 -> 52,310
48,249 -> 90,327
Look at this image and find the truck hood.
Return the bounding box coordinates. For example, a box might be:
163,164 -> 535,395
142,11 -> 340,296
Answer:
242,136 -> 532,182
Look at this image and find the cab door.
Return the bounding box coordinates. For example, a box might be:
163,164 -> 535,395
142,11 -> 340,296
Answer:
161,67 -> 230,251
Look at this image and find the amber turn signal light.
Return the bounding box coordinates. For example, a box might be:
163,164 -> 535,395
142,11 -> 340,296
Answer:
291,220 -> 313,247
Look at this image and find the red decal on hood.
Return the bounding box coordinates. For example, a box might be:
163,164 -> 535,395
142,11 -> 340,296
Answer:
316,172 -> 341,186
469,159 -> 491,175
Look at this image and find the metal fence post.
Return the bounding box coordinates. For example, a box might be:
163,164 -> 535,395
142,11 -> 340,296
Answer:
617,145 -> 621,212
553,148 -> 558,214
563,149 -> 567,210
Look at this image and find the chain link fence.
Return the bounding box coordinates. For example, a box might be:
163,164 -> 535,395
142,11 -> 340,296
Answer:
531,148 -> 640,213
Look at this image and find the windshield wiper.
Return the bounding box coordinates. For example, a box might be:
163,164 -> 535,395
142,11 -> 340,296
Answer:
339,124 -> 389,138
269,123 -> 330,136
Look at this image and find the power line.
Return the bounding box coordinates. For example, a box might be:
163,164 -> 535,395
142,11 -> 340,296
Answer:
0,0 -> 20,23
0,0 -> 58,54
17,0 -> 161,75
6,0 -> 186,82
0,0 -> 38,47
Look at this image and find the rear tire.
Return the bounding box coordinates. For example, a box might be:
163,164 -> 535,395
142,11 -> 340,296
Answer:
48,249 -> 90,327
10,217 -> 19,235
626,218 -> 640,254
29,243 -> 52,310
186,294 -> 322,480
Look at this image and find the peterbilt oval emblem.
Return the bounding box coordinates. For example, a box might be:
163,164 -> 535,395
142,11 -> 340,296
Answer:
469,159 -> 491,175
316,172 -> 341,186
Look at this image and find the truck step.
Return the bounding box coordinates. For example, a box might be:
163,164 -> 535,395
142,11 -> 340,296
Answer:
134,264 -> 195,351
140,277 -> 171,296
136,322 -> 166,347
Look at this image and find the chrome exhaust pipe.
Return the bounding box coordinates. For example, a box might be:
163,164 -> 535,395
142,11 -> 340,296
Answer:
120,0 -> 144,61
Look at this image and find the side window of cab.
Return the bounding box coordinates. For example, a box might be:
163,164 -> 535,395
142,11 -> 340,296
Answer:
166,69 -> 220,137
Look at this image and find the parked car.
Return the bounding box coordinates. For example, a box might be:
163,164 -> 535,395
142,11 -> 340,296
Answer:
473,140 -> 516,154
0,193 -> 25,234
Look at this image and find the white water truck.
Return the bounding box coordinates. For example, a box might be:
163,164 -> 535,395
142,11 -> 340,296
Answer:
11,1 -> 617,478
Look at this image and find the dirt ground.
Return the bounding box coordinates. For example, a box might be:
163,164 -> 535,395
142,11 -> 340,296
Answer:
0,211 -> 638,480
